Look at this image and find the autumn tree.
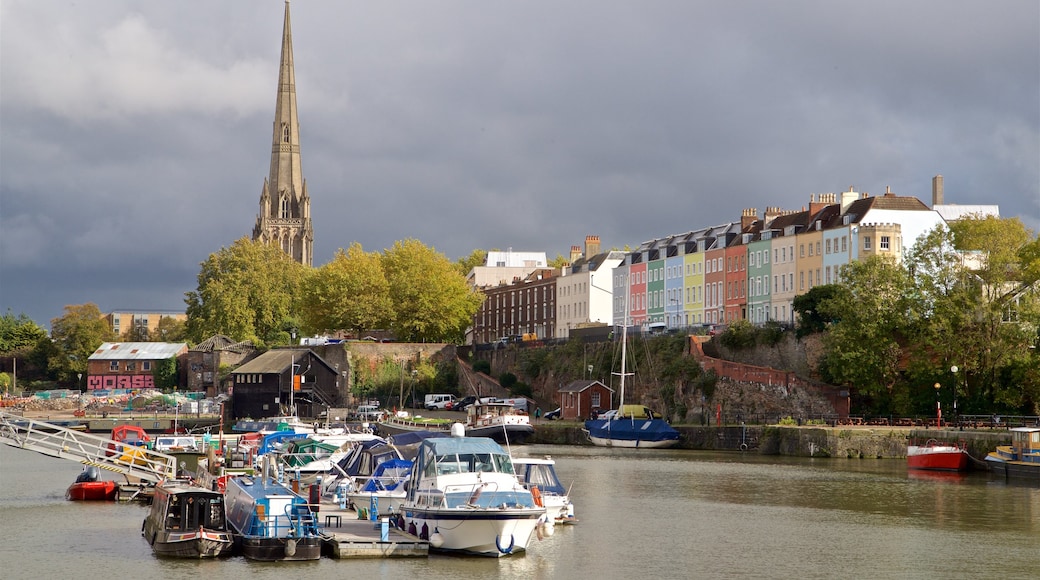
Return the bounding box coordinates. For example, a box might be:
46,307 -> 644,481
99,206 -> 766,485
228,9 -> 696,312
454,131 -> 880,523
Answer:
185,237 -> 306,345
45,303 -> 115,385
381,239 -> 485,343
301,243 -> 392,336
454,249 -> 488,276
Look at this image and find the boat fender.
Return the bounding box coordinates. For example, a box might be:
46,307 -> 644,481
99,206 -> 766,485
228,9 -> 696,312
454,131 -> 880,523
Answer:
496,534 -> 515,554
408,522 -> 417,536
286,539 -> 297,557
531,485 -> 543,507
421,523 -> 429,540
469,485 -> 484,505
536,517 -> 544,541
542,519 -> 555,538
430,532 -> 444,548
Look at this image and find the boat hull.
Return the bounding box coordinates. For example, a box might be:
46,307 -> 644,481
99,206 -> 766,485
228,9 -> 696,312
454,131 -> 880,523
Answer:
66,481 -> 118,501
907,445 -> 970,471
466,423 -> 534,445
401,506 -> 545,556
237,536 -> 323,561
583,419 -> 680,448
149,529 -> 233,559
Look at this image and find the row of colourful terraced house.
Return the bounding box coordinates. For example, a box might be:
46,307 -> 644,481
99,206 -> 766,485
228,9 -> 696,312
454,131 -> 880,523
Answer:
472,177 -> 999,343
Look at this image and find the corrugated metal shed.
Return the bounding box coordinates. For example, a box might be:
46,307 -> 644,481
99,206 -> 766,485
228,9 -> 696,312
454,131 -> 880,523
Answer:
232,349 -> 313,374
89,342 -> 187,360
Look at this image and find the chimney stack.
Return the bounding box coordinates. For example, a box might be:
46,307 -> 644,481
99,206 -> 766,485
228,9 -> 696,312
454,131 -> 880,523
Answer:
932,175 -> 944,206
569,245 -> 582,263
584,235 -> 601,258
740,208 -> 758,229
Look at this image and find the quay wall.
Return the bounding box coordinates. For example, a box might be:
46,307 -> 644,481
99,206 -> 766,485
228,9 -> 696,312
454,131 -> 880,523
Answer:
530,423 -> 1010,460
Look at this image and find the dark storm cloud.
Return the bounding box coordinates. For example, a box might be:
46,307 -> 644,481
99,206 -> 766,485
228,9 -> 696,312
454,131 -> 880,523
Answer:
1,1 -> 1037,328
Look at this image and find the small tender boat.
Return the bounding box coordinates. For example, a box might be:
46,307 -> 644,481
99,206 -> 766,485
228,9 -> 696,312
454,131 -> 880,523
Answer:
985,427 -> 1040,483
105,424 -> 151,456
906,439 -> 971,471
346,458 -> 413,516
66,466 -> 118,501
513,455 -> 576,524
398,425 -> 551,557
141,481 -> 233,558
224,458 -> 325,561
465,401 -> 535,445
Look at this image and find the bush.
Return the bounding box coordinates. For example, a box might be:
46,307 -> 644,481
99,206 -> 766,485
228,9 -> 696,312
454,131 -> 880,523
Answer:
472,359 -> 491,374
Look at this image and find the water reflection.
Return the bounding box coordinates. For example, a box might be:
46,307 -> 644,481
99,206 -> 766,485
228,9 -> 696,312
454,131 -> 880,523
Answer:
2,443 -> 1037,580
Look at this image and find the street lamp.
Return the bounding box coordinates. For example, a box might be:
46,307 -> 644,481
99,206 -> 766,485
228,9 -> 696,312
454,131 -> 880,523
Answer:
950,365 -> 959,425
933,382 -> 942,427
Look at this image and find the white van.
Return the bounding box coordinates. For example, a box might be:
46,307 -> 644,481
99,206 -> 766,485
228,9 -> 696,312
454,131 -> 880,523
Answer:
424,393 -> 456,410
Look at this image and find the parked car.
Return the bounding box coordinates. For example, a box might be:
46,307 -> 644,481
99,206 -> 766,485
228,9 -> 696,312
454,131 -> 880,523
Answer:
453,396 -> 477,411
544,407 -> 561,420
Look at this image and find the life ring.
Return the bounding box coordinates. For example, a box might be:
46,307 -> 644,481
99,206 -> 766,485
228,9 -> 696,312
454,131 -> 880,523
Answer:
496,534 -> 515,554
740,443 -> 748,451
531,485 -> 543,507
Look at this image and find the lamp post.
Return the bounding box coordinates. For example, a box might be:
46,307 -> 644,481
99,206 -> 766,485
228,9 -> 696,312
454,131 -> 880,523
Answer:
933,382 -> 942,428
950,365 -> 959,426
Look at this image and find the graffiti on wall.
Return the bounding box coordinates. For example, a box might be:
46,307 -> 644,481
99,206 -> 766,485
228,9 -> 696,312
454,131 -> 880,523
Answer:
88,374 -> 155,390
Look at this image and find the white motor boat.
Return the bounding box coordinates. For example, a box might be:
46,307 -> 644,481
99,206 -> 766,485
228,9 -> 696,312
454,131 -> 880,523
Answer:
398,424 -> 552,556
513,455 -> 576,524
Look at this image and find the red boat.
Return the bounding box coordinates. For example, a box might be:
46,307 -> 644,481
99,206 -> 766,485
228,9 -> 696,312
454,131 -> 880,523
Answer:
907,439 -> 970,471
66,466 -> 118,501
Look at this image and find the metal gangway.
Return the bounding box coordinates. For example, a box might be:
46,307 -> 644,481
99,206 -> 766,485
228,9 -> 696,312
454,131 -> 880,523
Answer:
0,410 -> 177,484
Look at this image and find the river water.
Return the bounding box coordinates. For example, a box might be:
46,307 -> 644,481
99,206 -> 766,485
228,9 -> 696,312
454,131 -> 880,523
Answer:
1,443 -> 1036,579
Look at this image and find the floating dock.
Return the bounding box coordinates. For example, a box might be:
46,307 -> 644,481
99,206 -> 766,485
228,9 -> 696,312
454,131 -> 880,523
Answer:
318,506 -> 428,559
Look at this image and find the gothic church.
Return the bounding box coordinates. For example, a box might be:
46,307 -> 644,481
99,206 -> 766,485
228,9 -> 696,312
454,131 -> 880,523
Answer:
252,1 -> 313,266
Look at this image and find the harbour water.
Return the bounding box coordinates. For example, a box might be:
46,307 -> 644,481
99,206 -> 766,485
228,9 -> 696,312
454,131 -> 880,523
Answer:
1,443 -> 1037,579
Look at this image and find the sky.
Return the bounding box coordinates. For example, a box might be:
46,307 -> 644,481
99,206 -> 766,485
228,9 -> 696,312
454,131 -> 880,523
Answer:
2,1 -> 1038,329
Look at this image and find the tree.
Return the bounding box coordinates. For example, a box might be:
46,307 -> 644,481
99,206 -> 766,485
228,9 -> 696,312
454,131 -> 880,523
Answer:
818,256 -> 909,413
47,303 -> 115,385
548,254 -> 570,269
380,239 -> 485,343
0,311 -> 47,353
792,285 -> 843,338
300,243 -> 392,336
454,249 -> 488,276
185,237 -> 306,345
152,356 -> 178,391
153,316 -> 187,342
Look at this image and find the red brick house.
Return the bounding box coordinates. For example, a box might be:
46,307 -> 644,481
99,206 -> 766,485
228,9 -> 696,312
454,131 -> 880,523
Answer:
86,342 -> 188,391
558,380 -> 614,420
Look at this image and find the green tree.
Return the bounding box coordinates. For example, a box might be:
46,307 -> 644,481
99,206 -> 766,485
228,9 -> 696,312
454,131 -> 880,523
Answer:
185,237 -> 306,345
47,303 -> 115,385
548,254 -> 570,269
0,372 -> 11,395
792,285 -> 842,338
0,311 -> 47,352
454,249 -> 488,276
153,317 -> 188,342
153,356 -> 178,391
381,239 -> 485,343
300,243 -> 392,336
818,256 -> 909,413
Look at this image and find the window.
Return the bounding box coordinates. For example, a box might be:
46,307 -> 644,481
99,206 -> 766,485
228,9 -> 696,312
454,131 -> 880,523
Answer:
282,124 -> 290,143
800,244 -> 805,258
110,361 -> 118,371
816,241 -> 821,255
864,236 -> 872,250
841,236 -> 847,252
880,236 -> 890,250
826,239 -> 832,254
126,362 -> 136,371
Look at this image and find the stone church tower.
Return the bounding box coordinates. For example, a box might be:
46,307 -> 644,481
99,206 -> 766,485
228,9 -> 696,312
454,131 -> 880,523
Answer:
253,1 -> 313,266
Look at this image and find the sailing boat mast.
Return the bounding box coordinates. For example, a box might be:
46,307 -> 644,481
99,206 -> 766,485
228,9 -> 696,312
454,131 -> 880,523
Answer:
613,275 -> 633,418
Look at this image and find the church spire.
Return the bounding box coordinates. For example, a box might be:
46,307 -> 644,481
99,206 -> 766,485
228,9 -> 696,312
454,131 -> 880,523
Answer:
253,0 -> 313,266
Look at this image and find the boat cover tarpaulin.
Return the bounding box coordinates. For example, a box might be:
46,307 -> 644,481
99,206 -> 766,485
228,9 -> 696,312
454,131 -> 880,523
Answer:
583,418 -> 680,443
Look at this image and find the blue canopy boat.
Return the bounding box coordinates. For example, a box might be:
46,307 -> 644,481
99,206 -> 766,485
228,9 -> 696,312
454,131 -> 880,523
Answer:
224,458 -> 325,561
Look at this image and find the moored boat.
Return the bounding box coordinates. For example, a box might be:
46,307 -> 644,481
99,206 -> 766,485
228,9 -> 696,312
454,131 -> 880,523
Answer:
465,401 -> 535,445
513,455 -> 576,524
66,466 -> 118,501
224,459 -> 325,561
906,439 -> 971,471
985,427 -> 1040,483
346,458 -> 413,516
141,480 -> 233,558
398,426 -> 551,556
